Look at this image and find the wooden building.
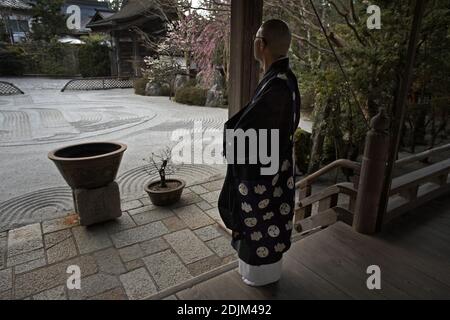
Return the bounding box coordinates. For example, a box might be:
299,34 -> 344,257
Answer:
0,0 -> 115,43
87,0 -> 177,77
0,0 -> 33,43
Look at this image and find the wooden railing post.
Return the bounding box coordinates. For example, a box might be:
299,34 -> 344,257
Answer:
353,108 -> 390,234
297,183 -> 312,219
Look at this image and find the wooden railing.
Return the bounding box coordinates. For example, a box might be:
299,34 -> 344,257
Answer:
294,159 -> 360,236
384,145 -> 450,224
395,143 -> 450,166
293,143 -> 450,236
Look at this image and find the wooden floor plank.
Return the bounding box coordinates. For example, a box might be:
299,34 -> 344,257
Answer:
177,251 -> 351,300
290,224 -> 412,300
332,223 -> 450,287
177,195 -> 450,300
381,196 -> 450,262
329,224 -> 450,299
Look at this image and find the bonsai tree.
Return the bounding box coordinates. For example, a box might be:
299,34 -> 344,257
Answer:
143,146 -> 185,206
143,147 -> 176,188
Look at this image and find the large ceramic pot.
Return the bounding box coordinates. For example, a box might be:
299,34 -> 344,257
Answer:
145,179 -> 185,206
48,142 -> 127,190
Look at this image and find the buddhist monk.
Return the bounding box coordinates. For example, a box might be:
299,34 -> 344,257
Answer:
219,19 -> 301,286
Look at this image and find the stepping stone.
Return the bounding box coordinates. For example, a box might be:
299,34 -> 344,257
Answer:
44,230 -> 72,248
42,215 -> 79,234
89,287 -> 128,300
201,180 -> 224,192
173,204 -> 214,230
0,236 -> 7,269
200,191 -> 221,204
162,216 -> 187,232
194,225 -> 223,242
14,257 -> 47,275
93,248 -> 126,275
164,229 -> 213,264
14,255 -> 98,299
7,248 -> 45,267
7,223 -> 43,257
0,268 -> 12,292
186,255 -> 223,277
170,193 -> 203,209
102,213 -> 136,235
205,207 -> 221,222
111,222 -> 169,248
125,259 -> 144,272
122,200 -> 143,211
68,273 -> 121,300
143,250 -> 192,290
206,236 -> 235,258
72,226 -> 112,254
139,238 -> 169,256
119,244 -> 144,263
33,286 -> 66,300
190,185 -> 209,195
131,207 -> 174,225
120,268 -> 157,300
46,238 -> 77,264
196,201 -> 213,211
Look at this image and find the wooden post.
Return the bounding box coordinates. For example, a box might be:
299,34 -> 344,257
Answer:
297,184 -> 312,219
114,32 -> 122,77
376,0 -> 427,230
228,0 -> 263,117
132,33 -> 140,77
109,32 -> 117,76
353,108 -> 390,234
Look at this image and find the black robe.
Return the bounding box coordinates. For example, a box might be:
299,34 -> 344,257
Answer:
218,58 -> 301,266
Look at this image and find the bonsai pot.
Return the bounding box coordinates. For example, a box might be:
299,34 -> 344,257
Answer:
145,179 -> 186,206
48,142 -> 127,190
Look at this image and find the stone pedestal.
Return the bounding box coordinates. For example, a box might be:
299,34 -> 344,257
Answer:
73,182 -> 122,226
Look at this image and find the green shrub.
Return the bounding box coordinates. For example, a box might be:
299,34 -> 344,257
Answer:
322,136 -> 337,165
184,79 -> 197,87
15,41 -> 79,76
0,45 -> 26,76
294,129 -> 312,174
175,86 -> 207,106
78,37 -> 111,77
134,78 -> 148,96
160,85 -> 172,97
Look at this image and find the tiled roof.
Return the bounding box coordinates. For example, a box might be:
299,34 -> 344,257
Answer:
0,0 -> 32,10
87,0 -> 177,28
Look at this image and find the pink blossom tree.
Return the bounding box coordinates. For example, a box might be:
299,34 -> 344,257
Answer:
159,0 -> 231,87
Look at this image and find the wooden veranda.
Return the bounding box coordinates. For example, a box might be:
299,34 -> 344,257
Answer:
176,195 -> 450,299
172,0 -> 450,299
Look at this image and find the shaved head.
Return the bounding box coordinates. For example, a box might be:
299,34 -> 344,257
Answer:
259,19 -> 292,58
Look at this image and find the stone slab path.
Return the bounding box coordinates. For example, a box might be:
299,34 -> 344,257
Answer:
0,177 -> 240,300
